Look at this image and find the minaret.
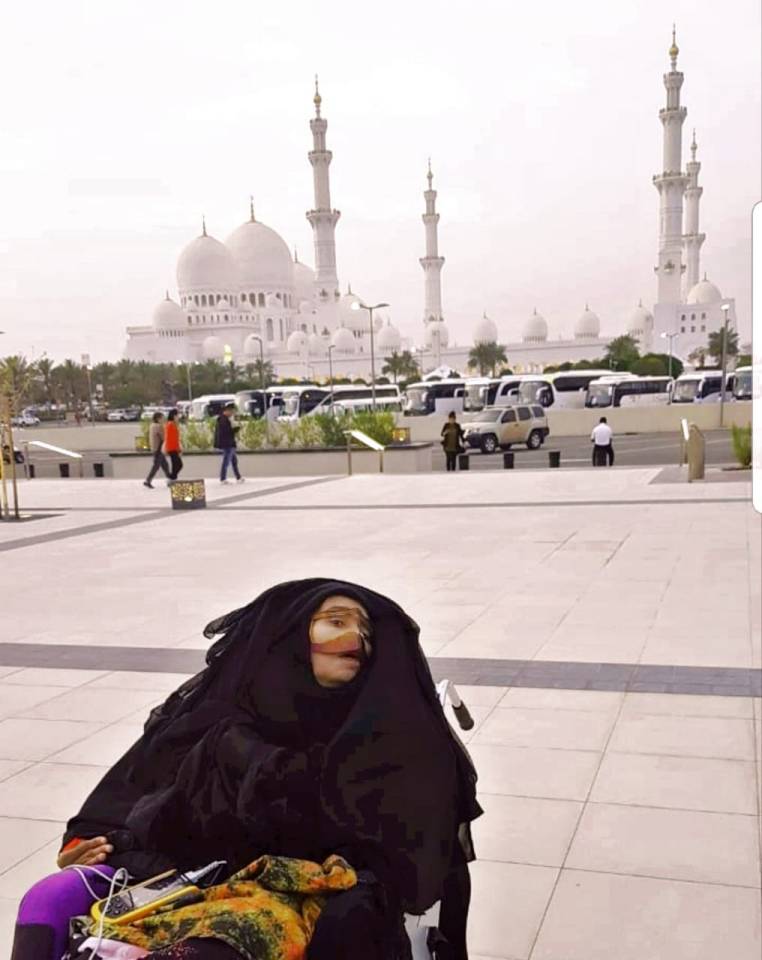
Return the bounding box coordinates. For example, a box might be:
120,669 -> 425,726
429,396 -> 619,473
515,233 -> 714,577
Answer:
653,26 -> 688,304
682,129 -> 705,295
420,159 -> 445,324
306,76 -> 340,302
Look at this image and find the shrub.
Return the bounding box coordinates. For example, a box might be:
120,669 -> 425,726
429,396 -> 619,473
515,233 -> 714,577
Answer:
313,412 -> 352,447
183,421 -> 212,451
239,418 -> 268,450
350,410 -> 396,446
730,424 -> 752,468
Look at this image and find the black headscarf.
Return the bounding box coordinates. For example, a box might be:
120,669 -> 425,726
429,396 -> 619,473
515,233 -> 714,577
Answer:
63,579 -> 482,914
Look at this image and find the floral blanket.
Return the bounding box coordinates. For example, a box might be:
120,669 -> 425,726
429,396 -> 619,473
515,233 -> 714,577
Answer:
78,855 -> 357,960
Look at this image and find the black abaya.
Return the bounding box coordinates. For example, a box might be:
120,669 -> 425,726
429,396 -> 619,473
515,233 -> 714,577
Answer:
62,580 -> 481,958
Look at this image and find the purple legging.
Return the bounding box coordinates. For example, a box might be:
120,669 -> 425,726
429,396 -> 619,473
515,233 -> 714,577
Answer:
11,865 -> 116,960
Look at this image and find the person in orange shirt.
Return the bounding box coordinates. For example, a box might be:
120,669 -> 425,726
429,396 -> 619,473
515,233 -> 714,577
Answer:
164,409 -> 183,480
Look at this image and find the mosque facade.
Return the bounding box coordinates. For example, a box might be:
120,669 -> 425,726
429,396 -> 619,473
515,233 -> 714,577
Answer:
125,32 -> 735,378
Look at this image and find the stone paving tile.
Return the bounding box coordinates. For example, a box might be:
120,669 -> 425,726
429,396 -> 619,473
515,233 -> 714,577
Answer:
608,713 -> 756,761
1,668 -> 108,687
467,859 -> 558,959
0,762 -> 108,821
621,692 -> 755,719
0,684 -> 73,720
498,688 -> 623,714
16,687 -> 163,724
532,869 -> 762,960
0,818 -> 65,875
472,707 -> 615,752
0,898 -> 20,957
566,802 -> 760,887
0,718 -> 103,762
0,760 -> 30,783
473,794 -> 582,867
467,744 -> 601,801
48,722 -> 145,766
590,751 -> 759,815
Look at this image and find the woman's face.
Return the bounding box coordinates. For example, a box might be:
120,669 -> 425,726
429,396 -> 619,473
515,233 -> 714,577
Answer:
310,594 -> 372,688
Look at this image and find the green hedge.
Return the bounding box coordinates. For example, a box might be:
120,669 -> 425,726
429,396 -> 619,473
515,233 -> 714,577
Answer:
180,411 -> 397,452
730,424 -> 752,468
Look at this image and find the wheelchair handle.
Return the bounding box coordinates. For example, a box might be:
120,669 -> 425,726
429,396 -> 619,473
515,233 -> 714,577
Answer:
453,702 -> 474,731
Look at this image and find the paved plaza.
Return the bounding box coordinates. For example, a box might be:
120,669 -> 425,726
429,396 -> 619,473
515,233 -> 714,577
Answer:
0,468 -> 760,959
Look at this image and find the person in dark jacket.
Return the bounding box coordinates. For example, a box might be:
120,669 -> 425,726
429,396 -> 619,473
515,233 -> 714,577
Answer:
441,412 -> 465,472
11,580 -> 481,960
214,403 -> 243,483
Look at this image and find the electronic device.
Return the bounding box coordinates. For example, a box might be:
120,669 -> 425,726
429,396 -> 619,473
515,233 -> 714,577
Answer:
90,861 -> 227,925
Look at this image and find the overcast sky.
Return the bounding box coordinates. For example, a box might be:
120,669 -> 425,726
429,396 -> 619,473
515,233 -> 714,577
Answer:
0,0 -> 758,363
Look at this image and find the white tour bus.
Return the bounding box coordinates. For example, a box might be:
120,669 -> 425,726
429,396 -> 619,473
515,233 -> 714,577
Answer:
308,384 -> 402,416
732,366 -> 753,401
188,395 -> 237,420
268,385 -> 327,420
464,376 -> 525,411
403,379 -> 467,416
516,370 -> 613,409
671,371 -> 735,404
585,375 -> 673,408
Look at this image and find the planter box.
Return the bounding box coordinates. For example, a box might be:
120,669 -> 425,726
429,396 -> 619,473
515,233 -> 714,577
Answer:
110,443 -> 433,479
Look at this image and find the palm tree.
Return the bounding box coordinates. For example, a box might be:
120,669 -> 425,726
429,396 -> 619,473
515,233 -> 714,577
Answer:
0,355 -> 35,414
382,350 -> 419,383
467,341 -> 507,377
246,360 -> 274,390
707,327 -> 739,364
55,359 -> 86,411
34,356 -> 57,408
687,347 -> 707,369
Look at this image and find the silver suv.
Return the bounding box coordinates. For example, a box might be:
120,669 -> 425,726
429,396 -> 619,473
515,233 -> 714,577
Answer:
462,404 -> 550,454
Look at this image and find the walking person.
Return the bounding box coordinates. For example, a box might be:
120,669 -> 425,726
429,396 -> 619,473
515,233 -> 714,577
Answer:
143,412 -> 171,488
591,416 -> 614,467
441,411 -> 465,472
214,402 -> 244,484
164,408 -> 183,480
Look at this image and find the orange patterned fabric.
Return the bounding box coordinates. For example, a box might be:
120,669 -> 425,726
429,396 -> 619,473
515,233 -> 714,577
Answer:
83,855 -> 357,960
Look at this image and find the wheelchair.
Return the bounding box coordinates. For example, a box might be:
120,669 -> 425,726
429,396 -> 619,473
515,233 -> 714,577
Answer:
403,679 -> 473,960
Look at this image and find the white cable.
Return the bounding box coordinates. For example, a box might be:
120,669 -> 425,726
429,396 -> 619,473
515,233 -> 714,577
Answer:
65,863 -> 130,959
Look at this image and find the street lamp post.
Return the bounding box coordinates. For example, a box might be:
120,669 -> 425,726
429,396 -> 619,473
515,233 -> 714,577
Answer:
81,354 -> 95,425
185,362 -> 193,403
351,301 -> 389,410
720,303 -> 730,427
327,344 -> 336,413
660,331 -> 679,379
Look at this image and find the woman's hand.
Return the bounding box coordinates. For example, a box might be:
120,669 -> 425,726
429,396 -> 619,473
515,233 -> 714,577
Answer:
57,837 -> 113,869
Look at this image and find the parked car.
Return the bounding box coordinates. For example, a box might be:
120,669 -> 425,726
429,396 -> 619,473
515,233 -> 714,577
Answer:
11,413 -> 40,427
107,407 -> 141,422
461,404 -> 549,454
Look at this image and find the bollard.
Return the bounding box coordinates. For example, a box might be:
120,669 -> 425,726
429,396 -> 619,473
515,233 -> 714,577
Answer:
548,450 -> 561,468
93,462 -> 104,478
28,464 -> 35,479
59,463 -> 70,478
458,453 -> 470,471
503,451 -> 515,469
686,424 -> 705,481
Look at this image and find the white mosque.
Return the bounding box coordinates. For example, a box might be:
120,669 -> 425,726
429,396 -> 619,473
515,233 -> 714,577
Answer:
125,31 -> 735,377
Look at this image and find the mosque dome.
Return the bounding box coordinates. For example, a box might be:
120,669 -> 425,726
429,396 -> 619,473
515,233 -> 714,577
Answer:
202,335 -> 224,360
522,309 -> 548,343
152,295 -> 186,331
574,306 -> 601,339
308,332 -> 326,356
177,231 -> 238,293
339,287 -> 367,333
687,276 -> 722,304
243,334 -> 263,358
287,330 -> 308,354
225,216 -> 294,290
424,320 -> 449,348
331,326 -> 356,354
474,313 -> 498,344
293,257 -> 316,302
377,322 -> 401,352
626,302 -> 654,338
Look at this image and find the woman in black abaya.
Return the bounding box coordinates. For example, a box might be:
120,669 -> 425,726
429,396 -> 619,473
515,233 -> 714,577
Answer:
11,580 -> 481,960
